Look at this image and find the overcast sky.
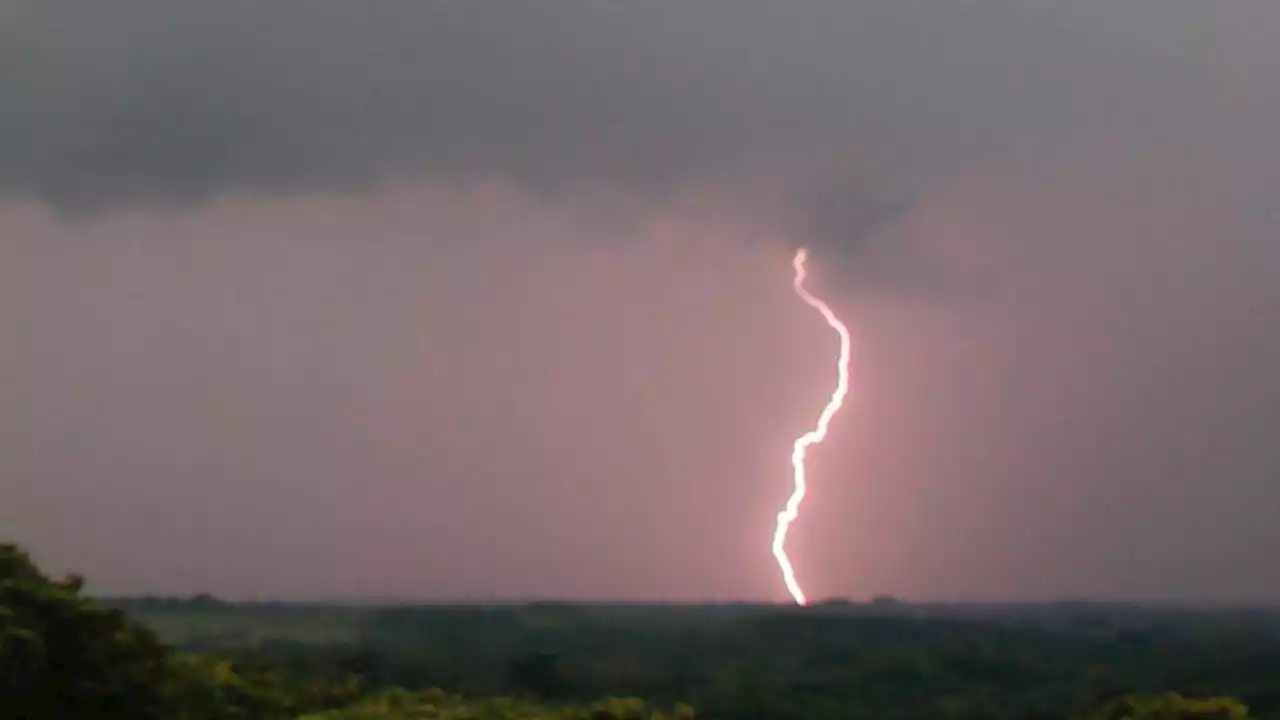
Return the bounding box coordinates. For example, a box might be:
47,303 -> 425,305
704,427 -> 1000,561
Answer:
4,0 -> 1280,603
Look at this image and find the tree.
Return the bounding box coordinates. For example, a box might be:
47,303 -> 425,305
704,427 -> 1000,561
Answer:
1087,693 -> 1253,720
506,650 -> 572,699
1,543 -> 172,719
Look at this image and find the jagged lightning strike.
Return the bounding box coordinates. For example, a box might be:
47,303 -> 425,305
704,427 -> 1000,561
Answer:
772,248 -> 852,606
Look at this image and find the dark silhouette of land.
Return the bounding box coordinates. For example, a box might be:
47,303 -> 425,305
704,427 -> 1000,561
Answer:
104,593 -> 1280,719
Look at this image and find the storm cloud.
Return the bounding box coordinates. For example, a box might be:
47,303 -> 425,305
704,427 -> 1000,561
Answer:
5,1 -> 1280,602
6,1 -> 1259,239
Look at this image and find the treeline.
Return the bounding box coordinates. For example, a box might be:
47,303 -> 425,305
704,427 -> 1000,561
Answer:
4,540 -> 1274,719
147,600 -> 1280,719
0,543 -> 688,719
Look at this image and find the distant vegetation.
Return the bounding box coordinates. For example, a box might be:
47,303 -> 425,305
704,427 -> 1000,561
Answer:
5,540 -> 1278,719
0,543 -> 684,719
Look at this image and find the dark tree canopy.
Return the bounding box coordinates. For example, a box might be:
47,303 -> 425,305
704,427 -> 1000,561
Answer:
3,540 -> 1270,719
0,543 -> 172,719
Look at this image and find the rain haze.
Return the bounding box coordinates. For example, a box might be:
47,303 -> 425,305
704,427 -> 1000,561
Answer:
4,0 -> 1280,603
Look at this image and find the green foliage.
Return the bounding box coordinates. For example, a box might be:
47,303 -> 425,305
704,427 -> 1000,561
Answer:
1,543 -> 172,718
1086,693 -> 1253,720
1,541 -> 697,720
299,687 -> 695,720
0,543 -> 364,719
143,602 -> 1280,720
7,540 -> 1277,720
506,651 -> 572,699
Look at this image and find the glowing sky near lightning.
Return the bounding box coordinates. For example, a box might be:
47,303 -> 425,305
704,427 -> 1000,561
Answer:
773,248 -> 853,606
7,0 -> 1280,604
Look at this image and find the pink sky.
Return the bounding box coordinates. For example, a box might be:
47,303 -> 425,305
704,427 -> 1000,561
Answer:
5,1 -> 1280,603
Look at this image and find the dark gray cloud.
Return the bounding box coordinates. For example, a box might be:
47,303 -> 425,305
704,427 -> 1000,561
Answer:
4,0 -> 1249,242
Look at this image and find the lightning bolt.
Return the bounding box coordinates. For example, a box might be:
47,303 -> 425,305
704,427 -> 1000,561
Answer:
772,247 -> 852,606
